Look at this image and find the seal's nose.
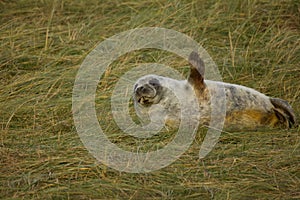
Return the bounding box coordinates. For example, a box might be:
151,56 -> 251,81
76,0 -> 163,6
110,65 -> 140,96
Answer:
136,86 -> 148,96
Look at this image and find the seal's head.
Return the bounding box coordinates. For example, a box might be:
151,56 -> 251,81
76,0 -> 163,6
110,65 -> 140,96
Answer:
133,75 -> 163,106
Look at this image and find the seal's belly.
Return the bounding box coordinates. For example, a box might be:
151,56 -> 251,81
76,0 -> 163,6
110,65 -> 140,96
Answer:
224,109 -> 278,130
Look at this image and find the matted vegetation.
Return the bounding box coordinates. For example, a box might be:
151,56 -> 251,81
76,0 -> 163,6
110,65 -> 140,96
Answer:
1,0 -> 299,199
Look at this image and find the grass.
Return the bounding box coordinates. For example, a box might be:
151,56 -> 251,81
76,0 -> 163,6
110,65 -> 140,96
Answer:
1,0 -> 300,199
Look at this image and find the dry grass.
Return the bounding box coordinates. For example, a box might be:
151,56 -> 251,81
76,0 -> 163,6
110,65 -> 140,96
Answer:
1,0 -> 300,199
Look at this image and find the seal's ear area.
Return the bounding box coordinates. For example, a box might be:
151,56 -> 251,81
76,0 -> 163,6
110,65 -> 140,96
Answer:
270,97 -> 297,128
188,51 -> 206,91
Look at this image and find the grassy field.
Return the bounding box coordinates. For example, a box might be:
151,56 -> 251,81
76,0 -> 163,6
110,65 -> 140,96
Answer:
1,0 -> 300,199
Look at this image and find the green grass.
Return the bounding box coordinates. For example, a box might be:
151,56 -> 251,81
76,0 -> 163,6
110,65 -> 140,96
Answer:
1,0 -> 300,199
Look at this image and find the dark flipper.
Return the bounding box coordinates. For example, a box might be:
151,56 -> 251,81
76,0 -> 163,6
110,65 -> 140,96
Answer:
270,98 -> 297,128
188,51 -> 206,93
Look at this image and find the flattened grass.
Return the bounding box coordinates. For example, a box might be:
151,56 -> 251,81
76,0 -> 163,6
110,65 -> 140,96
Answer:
1,0 -> 299,199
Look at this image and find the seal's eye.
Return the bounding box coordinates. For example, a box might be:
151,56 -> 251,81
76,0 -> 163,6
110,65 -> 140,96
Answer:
149,82 -> 157,86
149,78 -> 160,87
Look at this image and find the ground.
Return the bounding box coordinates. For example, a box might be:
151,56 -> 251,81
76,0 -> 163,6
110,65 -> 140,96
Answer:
0,0 -> 299,199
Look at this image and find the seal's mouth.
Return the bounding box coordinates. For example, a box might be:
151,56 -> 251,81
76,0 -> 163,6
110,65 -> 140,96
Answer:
138,96 -> 153,105
135,84 -> 157,106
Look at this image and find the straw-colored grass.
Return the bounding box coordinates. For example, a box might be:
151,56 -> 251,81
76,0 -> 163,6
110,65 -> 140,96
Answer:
1,0 -> 299,199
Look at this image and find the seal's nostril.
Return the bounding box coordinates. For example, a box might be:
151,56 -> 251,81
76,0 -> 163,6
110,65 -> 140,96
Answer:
136,86 -> 150,95
141,86 -> 147,93
136,86 -> 144,95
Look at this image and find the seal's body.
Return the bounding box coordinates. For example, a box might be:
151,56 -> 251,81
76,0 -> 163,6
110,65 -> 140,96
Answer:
133,51 -> 296,130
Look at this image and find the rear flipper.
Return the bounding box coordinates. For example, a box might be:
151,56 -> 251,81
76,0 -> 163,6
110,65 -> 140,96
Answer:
270,98 -> 297,128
